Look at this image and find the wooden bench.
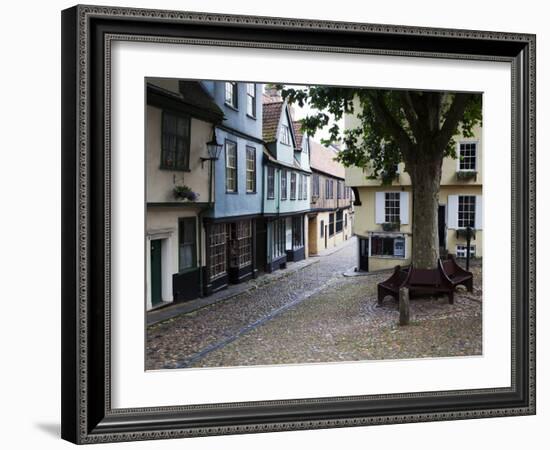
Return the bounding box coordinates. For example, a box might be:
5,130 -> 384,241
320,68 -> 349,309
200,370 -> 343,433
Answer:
407,266 -> 455,304
439,255 -> 474,292
377,265 -> 408,305
377,260 -> 464,306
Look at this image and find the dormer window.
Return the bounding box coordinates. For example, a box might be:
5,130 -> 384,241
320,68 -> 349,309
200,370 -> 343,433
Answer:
280,124 -> 291,145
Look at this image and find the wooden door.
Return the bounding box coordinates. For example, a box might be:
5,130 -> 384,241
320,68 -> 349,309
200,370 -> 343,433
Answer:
150,240 -> 162,305
359,238 -> 369,271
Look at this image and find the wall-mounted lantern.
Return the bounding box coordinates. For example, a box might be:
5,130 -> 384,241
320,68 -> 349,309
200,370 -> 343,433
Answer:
201,127 -> 223,168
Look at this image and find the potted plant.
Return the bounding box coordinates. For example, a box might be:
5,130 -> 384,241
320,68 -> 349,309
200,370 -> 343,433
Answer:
173,185 -> 199,202
382,220 -> 400,232
456,170 -> 478,181
456,227 -> 476,240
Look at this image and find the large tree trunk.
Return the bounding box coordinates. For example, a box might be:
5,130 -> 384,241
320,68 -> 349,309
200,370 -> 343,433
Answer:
407,158 -> 443,269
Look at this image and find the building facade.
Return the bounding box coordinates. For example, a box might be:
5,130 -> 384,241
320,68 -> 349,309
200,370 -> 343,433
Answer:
145,79 -> 264,310
259,95 -> 311,272
307,140 -> 353,255
201,81 -> 264,295
345,114 -> 483,272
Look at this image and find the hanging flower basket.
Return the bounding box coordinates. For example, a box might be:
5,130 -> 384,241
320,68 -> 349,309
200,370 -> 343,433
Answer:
173,185 -> 199,202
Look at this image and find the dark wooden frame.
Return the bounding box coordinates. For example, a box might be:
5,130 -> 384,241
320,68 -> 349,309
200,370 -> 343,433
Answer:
61,4 -> 536,444
159,109 -> 192,171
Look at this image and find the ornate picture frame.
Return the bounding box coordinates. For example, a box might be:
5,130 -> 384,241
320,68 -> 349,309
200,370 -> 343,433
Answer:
61,5 -> 535,444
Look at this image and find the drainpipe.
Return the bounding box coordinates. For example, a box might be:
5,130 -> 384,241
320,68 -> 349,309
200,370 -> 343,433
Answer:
198,209 -> 204,297
199,156 -> 215,297
277,167 -> 281,215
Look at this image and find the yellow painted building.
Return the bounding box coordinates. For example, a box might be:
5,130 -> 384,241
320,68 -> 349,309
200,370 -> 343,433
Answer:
307,140 -> 354,255
345,117 -> 483,272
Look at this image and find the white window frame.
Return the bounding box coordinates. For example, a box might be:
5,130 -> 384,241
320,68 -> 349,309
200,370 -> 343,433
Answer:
280,124 -> 292,146
224,81 -> 238,108
245,146 -> 256,193
384,192 -> 400,223
369,233 -> 407,259
456,244 -> 476,258
457,195 -> 476,229
456,140 -> 479,172
225,140 -> 237,193
246,83 -> 256,117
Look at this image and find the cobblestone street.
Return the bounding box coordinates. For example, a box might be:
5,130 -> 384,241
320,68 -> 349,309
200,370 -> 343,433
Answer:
146,238 -> 482,370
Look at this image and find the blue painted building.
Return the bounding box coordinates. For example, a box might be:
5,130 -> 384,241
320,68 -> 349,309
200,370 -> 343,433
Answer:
259,92 -> 312,272
145,79 -> 264,308
201,81 -> 264,294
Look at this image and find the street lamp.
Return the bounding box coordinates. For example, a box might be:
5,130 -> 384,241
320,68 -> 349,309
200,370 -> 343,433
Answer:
201,127 -> 223,205
201,128 -> 223,168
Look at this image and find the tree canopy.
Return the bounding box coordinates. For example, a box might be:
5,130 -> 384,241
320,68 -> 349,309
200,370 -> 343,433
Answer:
277,85 -> 482,184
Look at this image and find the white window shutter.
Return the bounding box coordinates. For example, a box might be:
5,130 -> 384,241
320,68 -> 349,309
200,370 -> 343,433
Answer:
447,195 -> 458,229
399,192 -> 409,225
475,195 -> 483,229
375,192 -> 385,224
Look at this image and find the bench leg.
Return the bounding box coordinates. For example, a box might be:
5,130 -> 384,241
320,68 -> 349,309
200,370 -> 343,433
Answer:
377,287 -> 384,306
448,290 -> 454,305
466,278 -> 473,292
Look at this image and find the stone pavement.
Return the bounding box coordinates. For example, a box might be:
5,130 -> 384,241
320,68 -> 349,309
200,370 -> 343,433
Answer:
146,237 -> 358,369
147,237 -> 357,326
146,240 -> 482,370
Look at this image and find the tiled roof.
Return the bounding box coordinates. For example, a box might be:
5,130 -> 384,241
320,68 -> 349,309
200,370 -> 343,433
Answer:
309,140 -> 345,179
292,120 -> 304,150
262,101 -> 283,143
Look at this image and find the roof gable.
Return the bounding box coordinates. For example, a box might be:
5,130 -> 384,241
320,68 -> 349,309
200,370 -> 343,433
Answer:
262,101 -> 283,143
262,101 -> 297,148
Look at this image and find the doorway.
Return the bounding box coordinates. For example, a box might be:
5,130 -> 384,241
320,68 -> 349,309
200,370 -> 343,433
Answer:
359,237 -> 369,271
438,204 -> 446,253
150,239 -> 163,306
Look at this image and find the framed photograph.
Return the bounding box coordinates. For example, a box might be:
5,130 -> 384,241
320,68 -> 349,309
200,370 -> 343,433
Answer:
61,4 -> 536,444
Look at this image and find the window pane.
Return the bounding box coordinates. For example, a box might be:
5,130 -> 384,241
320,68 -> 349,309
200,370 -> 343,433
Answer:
225,141 -> 237,192
179,245 -> 193,270
458,195 -> 476,228
179,218 -> 196,271
385,192 -> 400,223
225,82 -> 234,105
162,112 -> 190,170
246,146 -> 256,192
267,166 -> 275,198
459,142 -> 477,170
209,223 -> 227,280
281,170 -> 287,200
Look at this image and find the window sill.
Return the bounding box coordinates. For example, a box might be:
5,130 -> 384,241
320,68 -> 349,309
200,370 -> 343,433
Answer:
224,102 -> 239,112
225,191 -> 239,195
246,114 -> 257,120
177,267 -> 199,275
159,166 -> 190,172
